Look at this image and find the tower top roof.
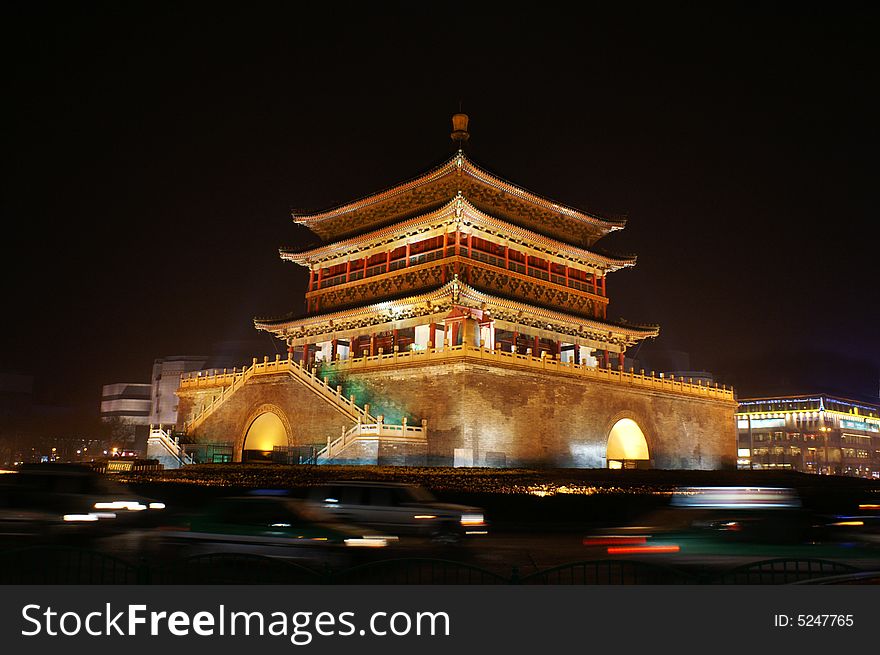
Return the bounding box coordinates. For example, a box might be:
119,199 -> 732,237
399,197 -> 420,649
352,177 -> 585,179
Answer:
292,151 -> 626,247
281,195 -> 636,270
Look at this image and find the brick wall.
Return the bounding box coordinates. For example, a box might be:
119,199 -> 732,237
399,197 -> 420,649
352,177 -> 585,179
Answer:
178,362 -> 736,469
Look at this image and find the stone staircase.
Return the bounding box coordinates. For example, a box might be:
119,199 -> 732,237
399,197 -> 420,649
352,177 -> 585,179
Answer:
315,417 -> 428,464
146,426 -> 194,469
183,355 -> 376,435
179,355 -> 427,463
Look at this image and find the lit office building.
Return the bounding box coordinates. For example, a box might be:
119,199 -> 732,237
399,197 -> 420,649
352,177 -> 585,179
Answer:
736,394 -> 880,478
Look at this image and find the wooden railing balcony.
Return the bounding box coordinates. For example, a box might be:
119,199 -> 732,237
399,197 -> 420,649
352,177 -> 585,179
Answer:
311,245 -> 606,298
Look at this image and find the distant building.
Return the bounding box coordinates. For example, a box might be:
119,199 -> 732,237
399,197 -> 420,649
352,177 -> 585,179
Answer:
100,383 -> 152,422
149,356 -> 213,427
100,383 -> 152,450
0,373 -> 36,466
736,394 -> 880,478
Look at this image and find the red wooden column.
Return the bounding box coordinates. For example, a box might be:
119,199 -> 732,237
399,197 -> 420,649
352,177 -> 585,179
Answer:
369,334 -> 376,357
303,343 -> 311,367
512,330 -> 518,353
533,335 -> 540,355
317,267 -> 324,289
392,329 -> 399,349
429,322 -> 438,347
385,250 -> 391,273
467,233 -> 473,258
331,339 -> 338,361
405,242 -> 411,268
504,244 -> 509,270
618,351 -> 626,370
592,271 -> 598,295
454,230 -> 461,276
345,260 -> 351,282
441,235 -> 448,282
564,264 -> 570,288
308,268 -> 315,292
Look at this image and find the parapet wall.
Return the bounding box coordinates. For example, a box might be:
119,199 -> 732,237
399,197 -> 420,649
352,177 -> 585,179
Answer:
335,363 -> 735,468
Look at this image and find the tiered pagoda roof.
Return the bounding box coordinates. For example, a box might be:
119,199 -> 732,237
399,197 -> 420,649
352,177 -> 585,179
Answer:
282,195 -> 635,274
257,127 -> 658,351
254,278 -> 658,351
292,151 -> 625,248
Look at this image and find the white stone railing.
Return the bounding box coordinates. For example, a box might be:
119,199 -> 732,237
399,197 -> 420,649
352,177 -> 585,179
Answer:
318,343 -> 735,401
315,418 -> 427,463
147,426 -> 194,465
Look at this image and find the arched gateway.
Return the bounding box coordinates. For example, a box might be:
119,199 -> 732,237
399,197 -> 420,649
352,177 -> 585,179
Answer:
606,418 -> 650,469
242,410 -> 290,461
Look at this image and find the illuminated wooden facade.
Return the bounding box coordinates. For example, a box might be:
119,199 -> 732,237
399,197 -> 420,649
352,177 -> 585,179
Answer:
256,151 -> 658,366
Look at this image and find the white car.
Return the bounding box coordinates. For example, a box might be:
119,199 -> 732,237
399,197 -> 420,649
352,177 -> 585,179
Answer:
304,481 -> 487,541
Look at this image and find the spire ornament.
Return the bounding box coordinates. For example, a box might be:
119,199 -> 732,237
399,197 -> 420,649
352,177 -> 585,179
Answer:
451,113 -> 470,144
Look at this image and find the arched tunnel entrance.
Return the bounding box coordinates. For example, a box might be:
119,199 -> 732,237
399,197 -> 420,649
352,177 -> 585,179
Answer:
242,411 -> 289,462
606,418 -> 651,469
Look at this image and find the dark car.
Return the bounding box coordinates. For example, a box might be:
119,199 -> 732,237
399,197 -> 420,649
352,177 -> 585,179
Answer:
0,464 -> 166,546
304,481 -> 487,541
152,494 -> 390,564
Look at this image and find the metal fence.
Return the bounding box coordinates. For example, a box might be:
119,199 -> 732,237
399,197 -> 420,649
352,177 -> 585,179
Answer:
0,546 -> 146,584
519,559 -> 698,585
0,548 -> 869,585
710,558 -> 863,585
333,558 -> 509,585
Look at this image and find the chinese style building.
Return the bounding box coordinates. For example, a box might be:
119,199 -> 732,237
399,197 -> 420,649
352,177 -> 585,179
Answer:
171,115 -> 736,468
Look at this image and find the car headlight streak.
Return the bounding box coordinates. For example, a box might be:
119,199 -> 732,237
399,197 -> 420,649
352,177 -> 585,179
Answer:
460,513 -> 485,526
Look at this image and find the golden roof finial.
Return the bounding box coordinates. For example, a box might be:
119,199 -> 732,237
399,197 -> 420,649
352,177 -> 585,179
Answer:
451,113 -> 469,144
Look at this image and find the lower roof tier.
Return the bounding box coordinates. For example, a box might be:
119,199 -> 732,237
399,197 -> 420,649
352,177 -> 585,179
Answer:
254,279 -> 658,353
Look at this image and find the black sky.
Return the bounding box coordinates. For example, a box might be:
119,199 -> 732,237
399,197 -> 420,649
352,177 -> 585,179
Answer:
3,3 -> 879,417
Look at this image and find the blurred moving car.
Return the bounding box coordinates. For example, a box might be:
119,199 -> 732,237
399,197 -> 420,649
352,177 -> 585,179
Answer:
304,481 -> 487,541
0,464 -> 166,546
583,486 -> 812,556
152,494 -> 390,564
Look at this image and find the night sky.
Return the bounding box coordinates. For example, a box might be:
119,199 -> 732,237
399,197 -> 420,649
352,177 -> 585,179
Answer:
3,3 -> 879,421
